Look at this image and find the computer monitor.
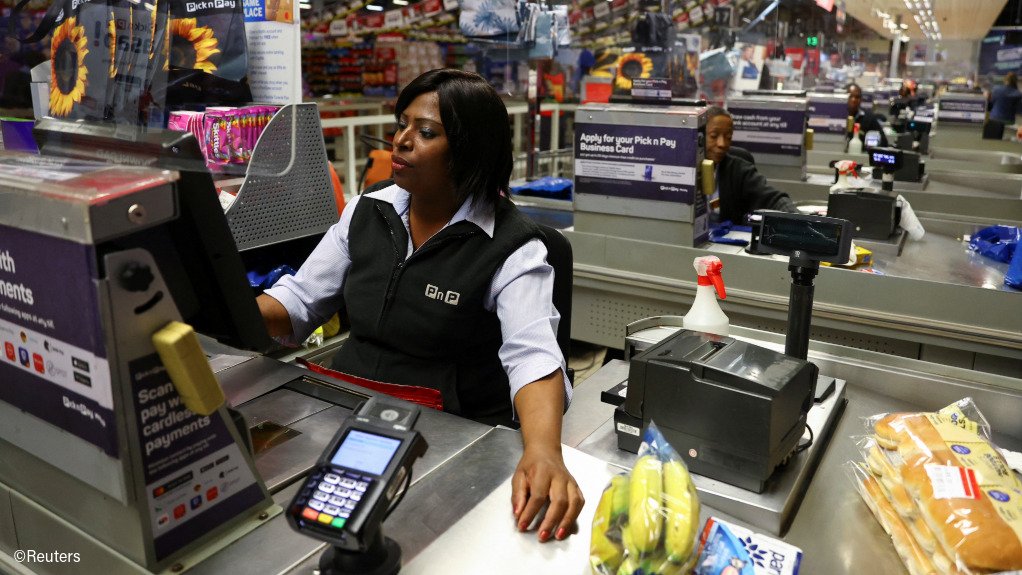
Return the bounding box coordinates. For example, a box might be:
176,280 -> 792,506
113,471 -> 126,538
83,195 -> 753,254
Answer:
33,120 -> 274,352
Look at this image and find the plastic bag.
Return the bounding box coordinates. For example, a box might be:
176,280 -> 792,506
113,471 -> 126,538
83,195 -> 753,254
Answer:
590,422 -> 700,575
968,225 -> 1019,264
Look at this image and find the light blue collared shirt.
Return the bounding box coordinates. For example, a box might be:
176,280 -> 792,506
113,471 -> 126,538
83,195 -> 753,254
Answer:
265,184 -> 571,412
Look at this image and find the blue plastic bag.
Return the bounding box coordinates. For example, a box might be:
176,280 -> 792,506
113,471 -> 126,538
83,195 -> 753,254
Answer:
1006,240 -> 1022,290
510,176 -> 573,200
247,265 -> 296,290
968,225 -> 1019,264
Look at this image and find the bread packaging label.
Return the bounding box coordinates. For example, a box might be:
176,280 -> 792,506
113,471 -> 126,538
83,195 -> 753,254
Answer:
924,414 -> 1022,489
924,464 -> 982,500
935,403 -> 981,435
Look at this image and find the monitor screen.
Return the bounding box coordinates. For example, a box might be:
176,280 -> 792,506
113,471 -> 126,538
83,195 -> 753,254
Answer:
760,216 -> 843,257
34,121 -> 274,352
330,430 -> 402,476
871,150 -> 899,166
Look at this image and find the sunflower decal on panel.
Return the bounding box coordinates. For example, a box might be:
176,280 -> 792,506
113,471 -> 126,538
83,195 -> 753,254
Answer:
615,52 -> 654,91
49,17 -> 89,118
108,18 -> 117,78
170,18 -> 220,73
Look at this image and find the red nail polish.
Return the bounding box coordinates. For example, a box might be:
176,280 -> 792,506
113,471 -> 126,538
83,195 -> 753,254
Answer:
556,527 -> 567,540
518,522 -> 527,531
539,529 -> 550,541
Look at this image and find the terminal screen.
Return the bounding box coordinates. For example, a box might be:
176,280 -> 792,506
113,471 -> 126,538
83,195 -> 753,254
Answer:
330,430 -> 401,475
760,217 -> 842,257
871,151 -> 898,166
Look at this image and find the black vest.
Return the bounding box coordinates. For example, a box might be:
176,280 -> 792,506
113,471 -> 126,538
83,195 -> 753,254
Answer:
330,190 -> 541,427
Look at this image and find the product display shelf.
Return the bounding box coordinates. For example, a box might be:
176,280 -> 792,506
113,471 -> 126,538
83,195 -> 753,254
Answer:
224,103 -> 337,252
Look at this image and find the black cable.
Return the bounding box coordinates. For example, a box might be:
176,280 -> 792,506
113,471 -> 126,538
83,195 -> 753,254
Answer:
383,466 -> 413,521
795,423 -> 814,454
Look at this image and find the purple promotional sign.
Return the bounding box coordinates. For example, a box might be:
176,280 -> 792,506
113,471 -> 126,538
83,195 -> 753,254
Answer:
131,353 -> 266,560
807,99 -> 848,134
0,224 -> 117,456
940,98 -> 986,123
574,122 -> 698,203
729,107 -> 805,156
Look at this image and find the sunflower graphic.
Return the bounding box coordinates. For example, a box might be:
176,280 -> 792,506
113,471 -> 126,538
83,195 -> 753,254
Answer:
615,52 -> 655,91
49,17 -> 89,118
108,18 -> 117,78
169,18 -> 220,74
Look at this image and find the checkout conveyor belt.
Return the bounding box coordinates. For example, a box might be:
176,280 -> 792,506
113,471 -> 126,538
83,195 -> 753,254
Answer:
178,325 -> 1022,575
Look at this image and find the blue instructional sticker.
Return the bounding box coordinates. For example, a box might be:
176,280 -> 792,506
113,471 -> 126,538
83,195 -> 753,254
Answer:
951,444 -> 971,455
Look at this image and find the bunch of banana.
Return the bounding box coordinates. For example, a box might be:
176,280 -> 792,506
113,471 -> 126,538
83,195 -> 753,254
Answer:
593,455 -> 700,575
662,459 -> 700,565
627,455 -> 664,556
590,474 -> 631,574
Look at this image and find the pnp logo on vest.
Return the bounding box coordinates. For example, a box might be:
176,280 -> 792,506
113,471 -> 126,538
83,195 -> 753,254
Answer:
425,284 -> 460,305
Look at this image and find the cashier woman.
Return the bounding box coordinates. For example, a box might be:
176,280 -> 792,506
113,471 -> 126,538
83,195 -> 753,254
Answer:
257,69 -> 584,542
704,106 -> 797,223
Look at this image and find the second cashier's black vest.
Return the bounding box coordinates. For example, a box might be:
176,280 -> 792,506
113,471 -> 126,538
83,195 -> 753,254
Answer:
330,188 -> 541,427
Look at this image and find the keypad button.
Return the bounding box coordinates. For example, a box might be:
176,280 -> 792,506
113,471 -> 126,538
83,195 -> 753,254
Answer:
308,499 -> 326,511
338,510 -> 351,519
313,491 -> 330,502
339,478 -> 357,489
355,481 -> 368,493
317,513 -> 333,524
344,500 -> 357,510
334,488 -> 351,498
349,492 -> 362,502
318,482 -> 336,494
324,473 -> 341,485
302,507 -> 319,521
329,495 -> 346,507
324,504 -> 341,515
331,517 -> 346,529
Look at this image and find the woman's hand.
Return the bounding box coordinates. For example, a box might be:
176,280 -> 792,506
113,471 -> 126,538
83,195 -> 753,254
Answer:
511,443 -> 585,542
510,369 -> 585,542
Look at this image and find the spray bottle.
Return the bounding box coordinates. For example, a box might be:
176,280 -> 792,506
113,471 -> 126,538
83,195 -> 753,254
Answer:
847,123 -> 863,154
829,160 -> 861,192
683,256 -> 729,336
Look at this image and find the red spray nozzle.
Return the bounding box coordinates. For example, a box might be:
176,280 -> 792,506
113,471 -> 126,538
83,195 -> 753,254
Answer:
694,256 -> 727,299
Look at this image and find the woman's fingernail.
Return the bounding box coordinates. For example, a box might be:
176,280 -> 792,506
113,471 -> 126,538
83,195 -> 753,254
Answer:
539,529 -> 551,541
518,522 -> 527,531
556,528 -> 567,540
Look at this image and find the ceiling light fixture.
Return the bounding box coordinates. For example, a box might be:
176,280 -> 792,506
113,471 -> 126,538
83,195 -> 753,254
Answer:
393,0 -> 408,4
366,3 -> 382,9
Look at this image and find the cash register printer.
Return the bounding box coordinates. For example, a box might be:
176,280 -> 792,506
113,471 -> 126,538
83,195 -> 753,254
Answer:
610,212 -> 852,494
616,332 -> 815,493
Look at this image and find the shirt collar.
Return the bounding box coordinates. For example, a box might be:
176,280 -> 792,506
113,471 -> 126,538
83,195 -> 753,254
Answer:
366,183 -> 495,238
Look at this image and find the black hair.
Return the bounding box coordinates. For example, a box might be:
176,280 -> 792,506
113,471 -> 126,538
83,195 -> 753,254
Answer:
395,68 -> 512,207
845,82 -> 861,93
706,106 -> 732,124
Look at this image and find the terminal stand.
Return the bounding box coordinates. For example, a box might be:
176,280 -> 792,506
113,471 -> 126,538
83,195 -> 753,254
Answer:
318,530 -> 402,575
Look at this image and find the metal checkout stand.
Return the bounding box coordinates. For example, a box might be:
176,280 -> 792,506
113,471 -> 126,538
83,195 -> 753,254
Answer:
2,111 -> 1021,575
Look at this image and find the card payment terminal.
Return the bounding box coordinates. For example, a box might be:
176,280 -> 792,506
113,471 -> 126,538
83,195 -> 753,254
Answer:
286,397 -> 427,574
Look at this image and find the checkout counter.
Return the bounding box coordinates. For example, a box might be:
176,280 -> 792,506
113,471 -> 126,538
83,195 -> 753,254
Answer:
2,110 -> 1021,575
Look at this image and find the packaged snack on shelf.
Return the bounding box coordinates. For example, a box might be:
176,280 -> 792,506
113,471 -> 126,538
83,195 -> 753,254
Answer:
167,105 -> 280,169
692,516 -> 802,575
589,422 -> 700,575
855,398 -> 1022,574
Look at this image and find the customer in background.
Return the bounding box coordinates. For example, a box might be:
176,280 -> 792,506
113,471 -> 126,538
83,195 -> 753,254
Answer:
257,69 -> 583,542
705,106 -> 797,223
846,82 -> 888,147
988,72 -> 1022,124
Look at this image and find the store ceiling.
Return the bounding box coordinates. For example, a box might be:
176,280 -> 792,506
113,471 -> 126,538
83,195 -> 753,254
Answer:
843,0 -> 1008,41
